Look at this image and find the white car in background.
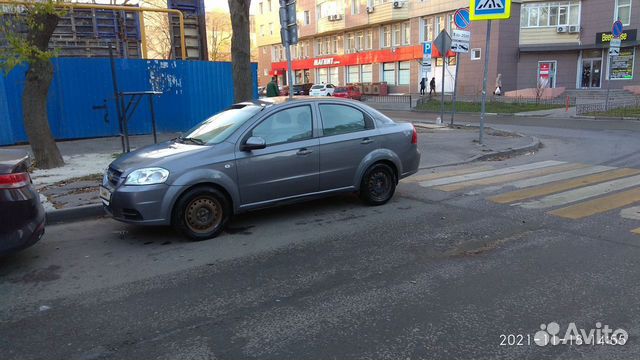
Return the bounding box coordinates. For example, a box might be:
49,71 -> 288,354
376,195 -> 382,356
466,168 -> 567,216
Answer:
309,83 -> 335,96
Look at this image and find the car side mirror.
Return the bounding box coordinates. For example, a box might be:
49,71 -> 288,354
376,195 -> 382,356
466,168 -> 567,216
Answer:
242,136 -> 266,151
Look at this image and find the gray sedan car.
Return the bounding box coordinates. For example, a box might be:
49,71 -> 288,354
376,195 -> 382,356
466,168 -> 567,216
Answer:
101,97 -> 420,240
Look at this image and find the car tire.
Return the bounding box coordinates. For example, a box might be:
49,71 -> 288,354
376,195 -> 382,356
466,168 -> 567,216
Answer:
359,163 -> 396,206
172,186 -> 230,241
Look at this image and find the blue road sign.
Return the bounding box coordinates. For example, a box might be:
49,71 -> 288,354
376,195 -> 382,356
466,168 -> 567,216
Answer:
454,8 -> 471,29
423,42 -> 432,56
470,0 -> 512,21
612,20 -> 624,38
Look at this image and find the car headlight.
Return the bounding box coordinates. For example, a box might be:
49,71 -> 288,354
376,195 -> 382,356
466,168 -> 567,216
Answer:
124,167 -> 169,185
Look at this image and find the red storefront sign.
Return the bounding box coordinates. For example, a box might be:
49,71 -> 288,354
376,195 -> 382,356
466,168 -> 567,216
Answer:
271,45 -> 455,72
539,63 -> 550,79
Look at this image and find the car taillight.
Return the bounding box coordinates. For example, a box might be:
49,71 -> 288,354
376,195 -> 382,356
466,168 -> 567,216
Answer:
0,172 -> 31,189
411,126 -> 418,145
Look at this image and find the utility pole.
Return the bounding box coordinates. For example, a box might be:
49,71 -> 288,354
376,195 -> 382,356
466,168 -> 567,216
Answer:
479,20 -> 492,145
279,0 -> 298,99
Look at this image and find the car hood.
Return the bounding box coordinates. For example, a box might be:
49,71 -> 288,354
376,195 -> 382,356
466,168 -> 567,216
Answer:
109,140 -> 209,173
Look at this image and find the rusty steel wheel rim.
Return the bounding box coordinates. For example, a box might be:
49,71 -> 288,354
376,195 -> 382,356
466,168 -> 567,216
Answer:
185,196 -> 222,234
368,170 -> 391,202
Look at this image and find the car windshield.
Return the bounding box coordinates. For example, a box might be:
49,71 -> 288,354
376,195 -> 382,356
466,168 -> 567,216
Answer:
182,105 -> 262,145
311,85 -> 324,89
334,87 -> 347,93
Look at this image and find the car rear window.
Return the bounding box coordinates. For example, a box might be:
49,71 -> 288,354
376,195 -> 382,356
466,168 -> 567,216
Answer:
311,85 -> 324,89
334,87 -> 347,93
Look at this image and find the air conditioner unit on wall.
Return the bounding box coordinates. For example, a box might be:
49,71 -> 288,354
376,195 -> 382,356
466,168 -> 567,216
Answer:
393,1 -> 403,8
366,6 -> 374,13
568,25 -> 580,33
557,26 -> 567,33
335,14 -> 343,20
327,15 -> 334,21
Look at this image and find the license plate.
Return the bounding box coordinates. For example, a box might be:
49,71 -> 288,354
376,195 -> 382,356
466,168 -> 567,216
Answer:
99,186 -> 112,205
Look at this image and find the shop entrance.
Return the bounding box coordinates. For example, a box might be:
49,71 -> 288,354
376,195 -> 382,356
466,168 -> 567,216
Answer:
580,50 -> 602,88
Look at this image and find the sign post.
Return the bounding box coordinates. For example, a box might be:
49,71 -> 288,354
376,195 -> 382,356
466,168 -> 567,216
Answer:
470,0 -> 512,144
422,42 -> 432,78
607,20 -> 624,110
279,0 -> 298,99
434,30 -> 452,124
450,8 -> 471,126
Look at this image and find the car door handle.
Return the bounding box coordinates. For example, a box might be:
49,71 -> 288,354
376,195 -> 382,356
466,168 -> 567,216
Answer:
361,138 -> 374,145
297,148 -> 313,156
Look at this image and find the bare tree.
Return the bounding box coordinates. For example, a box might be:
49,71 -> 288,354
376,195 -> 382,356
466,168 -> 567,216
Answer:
535,77 -> 547,104
228,0 -> 253,102
208,11 -> 232,62
1,0 -> 64,169
142,0 -> 174,59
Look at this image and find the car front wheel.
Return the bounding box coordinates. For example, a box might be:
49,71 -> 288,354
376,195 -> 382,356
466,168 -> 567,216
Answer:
173,186 -> 230,241
359,163 -> 396,205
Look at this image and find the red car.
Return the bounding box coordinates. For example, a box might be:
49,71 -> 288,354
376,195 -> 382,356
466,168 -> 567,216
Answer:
332,86 -> 362,100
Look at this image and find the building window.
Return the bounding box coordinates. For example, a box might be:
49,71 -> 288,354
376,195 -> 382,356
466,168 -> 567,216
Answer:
365,30 -> 373,49
448,13 -> 455,32
382,25 -> 391,47
361,64 -> 372,82
356,31 -> 364,50
329,67 -> 339,85
260,24 -> 265,37
346,33 -> 355,53
615,0 -> 632,26
398,61 -> 410,85
317,67 -> 328,84
304,10 -> 310,25
471,48 -> 481,60
521,1 -> 580,28
269,22 -> 274,35
392,23 -> 401,46
402,22 -> 410,45
351,0 -> 360,15
422,18 -> 433,42
538,61 -> 557,88
259,1 -> 263,14
347,65 -> 360,83
264,69 -> 268,76
267,0 -> 272,12
435,15 -> 442,34
332,35 -> 338,53
325,37 -> 330,54
382,62 -> 395,85
609,47 -> 635,80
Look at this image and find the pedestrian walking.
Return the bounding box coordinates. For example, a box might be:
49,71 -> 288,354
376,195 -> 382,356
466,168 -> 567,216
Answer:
266,77 -> 280,97
420,77 -> 426,96
494,73 -> 502,96
429,77 -> 436,96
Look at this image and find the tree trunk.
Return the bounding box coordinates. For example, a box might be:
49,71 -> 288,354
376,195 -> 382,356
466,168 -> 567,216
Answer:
22,9 -> 64,169
228,0 -> 253,103
22,60 -> 64,169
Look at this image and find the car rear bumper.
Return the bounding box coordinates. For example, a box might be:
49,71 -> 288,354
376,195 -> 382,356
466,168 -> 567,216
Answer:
0,186 -> 46,255
102,183 -> 182,226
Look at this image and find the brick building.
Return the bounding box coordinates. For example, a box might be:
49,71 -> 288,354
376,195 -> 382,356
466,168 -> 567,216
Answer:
255,0 -> 640,96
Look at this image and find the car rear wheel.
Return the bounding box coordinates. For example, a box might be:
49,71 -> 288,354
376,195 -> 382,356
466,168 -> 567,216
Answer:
359,163 -> 396,206
173,186 -> 230,241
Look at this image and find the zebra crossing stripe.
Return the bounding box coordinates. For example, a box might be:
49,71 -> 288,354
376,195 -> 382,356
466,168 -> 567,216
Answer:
403,165 -> 493,183
518,174 -> 640,209
435,163 -> 584,192
488,168 -> 640,204
419,161 -> 565,187
632,228 -> 640,235
548,187 -> 640,219
508,165 -> 614,189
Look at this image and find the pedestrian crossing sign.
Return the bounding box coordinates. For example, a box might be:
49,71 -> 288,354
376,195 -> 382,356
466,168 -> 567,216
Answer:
469,0 -> 512,21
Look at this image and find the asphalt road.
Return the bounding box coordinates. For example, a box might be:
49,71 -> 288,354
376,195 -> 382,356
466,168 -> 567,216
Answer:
2,114 -> 640,360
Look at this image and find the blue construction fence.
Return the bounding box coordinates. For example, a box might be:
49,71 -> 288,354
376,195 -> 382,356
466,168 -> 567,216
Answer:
0,58 -> 258,146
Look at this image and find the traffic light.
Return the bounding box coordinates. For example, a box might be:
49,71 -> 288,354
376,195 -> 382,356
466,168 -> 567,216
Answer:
279,0 -> 298,45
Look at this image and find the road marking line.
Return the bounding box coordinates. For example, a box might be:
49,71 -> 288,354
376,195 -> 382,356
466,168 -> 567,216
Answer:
632,228 -> 640,235
436,163 -> 585,192
519,174 -> 640,209
403,165 -> 493,183
488,168 -> 640,204
620,206 -> 640,220
436,164 -> 584,191
419,161 -> 565,187
548,187 -> 640,219
509,165 -> 614,189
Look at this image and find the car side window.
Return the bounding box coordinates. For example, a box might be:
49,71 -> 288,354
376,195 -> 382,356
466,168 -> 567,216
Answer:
251,105 -> 313,146
319,104 -> 368,136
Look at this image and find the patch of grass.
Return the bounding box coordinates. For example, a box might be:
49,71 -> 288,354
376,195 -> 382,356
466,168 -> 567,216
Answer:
415,100 -> 564,114
585,107 -> 640,118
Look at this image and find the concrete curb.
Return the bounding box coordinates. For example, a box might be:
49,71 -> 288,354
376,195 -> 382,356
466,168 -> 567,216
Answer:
571,115 -> 640,121
415,123 -> 541,170
46,203 -> 104,225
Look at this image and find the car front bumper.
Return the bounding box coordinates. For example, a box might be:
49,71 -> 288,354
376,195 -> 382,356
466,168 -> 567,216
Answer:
102,182 -> 183,226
